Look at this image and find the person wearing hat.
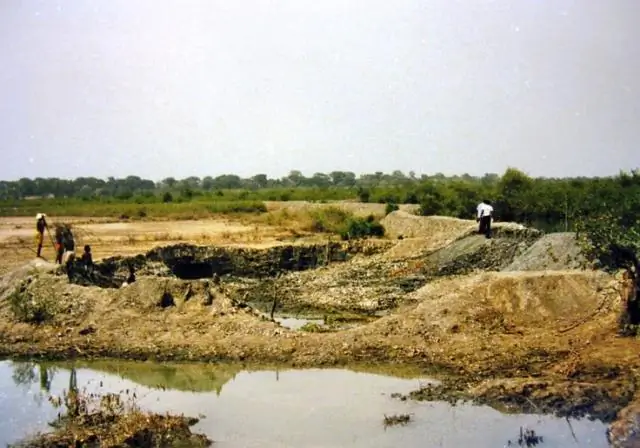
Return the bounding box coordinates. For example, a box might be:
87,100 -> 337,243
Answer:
35,213 -> 48,258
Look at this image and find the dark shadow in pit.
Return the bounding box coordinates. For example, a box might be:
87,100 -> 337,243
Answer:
171,262 -> 215,280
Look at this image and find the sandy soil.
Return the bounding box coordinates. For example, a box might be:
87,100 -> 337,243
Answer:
0,215 -> 300,276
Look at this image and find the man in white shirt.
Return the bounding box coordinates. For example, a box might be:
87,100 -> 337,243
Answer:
476,200 -> 494,239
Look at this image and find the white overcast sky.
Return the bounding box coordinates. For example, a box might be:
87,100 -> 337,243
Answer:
1,0 -> 639,181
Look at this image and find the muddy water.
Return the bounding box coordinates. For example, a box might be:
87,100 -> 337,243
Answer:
0,360 -> 609,448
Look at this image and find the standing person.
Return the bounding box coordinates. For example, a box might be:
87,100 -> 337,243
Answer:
476,200 -> 494,239
59,225 -> 76,282
35,213 -> 48,258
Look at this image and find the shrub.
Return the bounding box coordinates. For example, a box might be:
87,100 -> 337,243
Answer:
385,202 -> 400,215
308,207 -> 351,233
339,215 -> 385,240
357,188 -> 371,203
162,192 -> 173,203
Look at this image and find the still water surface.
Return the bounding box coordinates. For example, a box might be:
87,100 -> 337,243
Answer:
0,360 -> 609,447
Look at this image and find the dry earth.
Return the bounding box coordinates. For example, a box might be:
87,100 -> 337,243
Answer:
1,204 -> 640,445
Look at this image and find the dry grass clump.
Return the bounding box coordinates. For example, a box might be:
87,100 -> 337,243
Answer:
14,385 -> 211,447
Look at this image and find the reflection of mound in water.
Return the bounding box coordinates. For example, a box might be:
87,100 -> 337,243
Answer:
58,360 -> 243,394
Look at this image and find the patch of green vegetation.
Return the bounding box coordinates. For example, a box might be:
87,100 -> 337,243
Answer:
339,215 -> 385,240
299,322 -> 331,333
385,202 -> 400,215
4,168 -> 640,235
306,207 -> 385,240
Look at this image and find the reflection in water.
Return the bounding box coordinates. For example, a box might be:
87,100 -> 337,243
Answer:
54,359 -> 242,395
11,362 -> 58,393
0,360 -> 610,448
11,362 -> 59,407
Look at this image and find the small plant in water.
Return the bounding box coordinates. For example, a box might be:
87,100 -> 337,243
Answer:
506,426 -> 543,447
383,413 -> 412,428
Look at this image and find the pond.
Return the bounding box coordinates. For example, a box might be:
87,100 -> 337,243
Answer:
0,360 -> 610,447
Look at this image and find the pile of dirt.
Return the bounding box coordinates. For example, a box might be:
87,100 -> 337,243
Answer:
0,258 -> 58,301
381,211 -> 474,240
502,232 -> 587,271
380,211 -> 539,261
2,214 -> 640,427
360,269 -> 622,338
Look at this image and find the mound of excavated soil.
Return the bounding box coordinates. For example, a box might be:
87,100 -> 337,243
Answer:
502,232 -> 587,271
356,269 -> 625,358
381,211 -> 473,241
0,258 -> 59,301
379,211 -> 538,260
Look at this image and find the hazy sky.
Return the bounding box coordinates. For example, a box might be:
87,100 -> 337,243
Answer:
1,0 -> 639,181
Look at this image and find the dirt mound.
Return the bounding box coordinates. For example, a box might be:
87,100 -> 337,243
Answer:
0,252 -> 638,426
502,232 -> 587,271
397,270 -> 619,332
0,258 -> 59,301
381,211 -> 474,240
380,211 -> 538,260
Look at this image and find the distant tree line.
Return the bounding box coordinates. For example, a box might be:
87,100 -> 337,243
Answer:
0,170 -> 481,200
1,168 -> 639,231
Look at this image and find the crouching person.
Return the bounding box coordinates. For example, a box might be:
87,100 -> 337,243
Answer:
55,224 -> 77,282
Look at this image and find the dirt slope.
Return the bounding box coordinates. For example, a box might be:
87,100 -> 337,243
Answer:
502,232 -> 587,271
380,211 -> 537,260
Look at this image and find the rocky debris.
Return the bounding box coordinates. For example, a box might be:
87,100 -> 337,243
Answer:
608,396 -> 640,447
502,232 -> 587,271
424,228 -> 541,277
